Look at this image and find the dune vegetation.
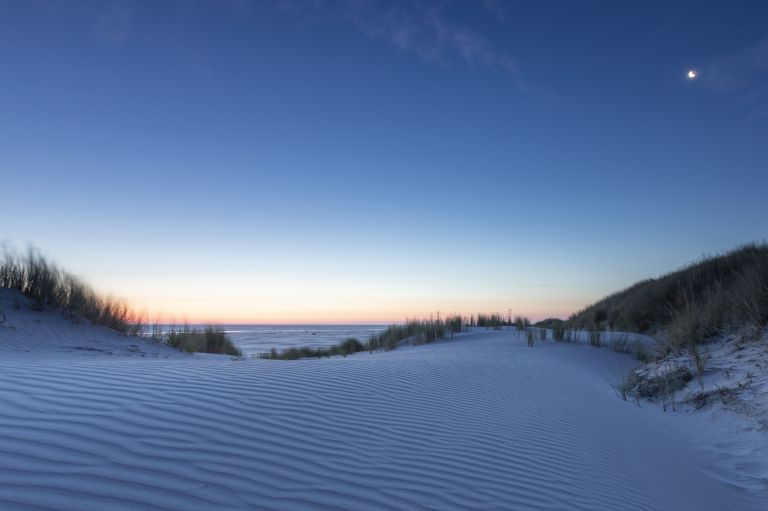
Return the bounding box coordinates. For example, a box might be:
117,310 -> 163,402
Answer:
261,317 -> 465,360
164,326 -> 242,357
259,337 -> 365,360
567,243 -> 768,352
0,248 -> 143,335
0,248 -> 240,356
261,313 -> 535,360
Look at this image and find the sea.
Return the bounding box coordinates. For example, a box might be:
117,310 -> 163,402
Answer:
155,324 -> 388,357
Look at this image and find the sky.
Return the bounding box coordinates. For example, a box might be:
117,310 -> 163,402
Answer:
1,0 -> 767,323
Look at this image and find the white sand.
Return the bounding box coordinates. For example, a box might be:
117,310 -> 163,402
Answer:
0,289 -> 765,510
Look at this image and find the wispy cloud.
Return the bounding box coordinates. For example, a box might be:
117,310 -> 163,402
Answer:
275,0 -> 524,87
704,36 -> 768,117
14,0 -> 524,84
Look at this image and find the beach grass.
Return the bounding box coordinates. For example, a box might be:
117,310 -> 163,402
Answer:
0,247 -> 143,335
262,314 -> 473,360
165,326 -> 242,356
568,243 -> 768,352
260,337 -> 364,360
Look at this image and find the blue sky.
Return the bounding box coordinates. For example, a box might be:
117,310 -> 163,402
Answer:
1,1 -> 767,322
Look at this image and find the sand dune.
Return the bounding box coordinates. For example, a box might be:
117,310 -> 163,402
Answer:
0,292 -> 764,510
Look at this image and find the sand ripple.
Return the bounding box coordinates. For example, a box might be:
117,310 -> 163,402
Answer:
0,324 -> 761,510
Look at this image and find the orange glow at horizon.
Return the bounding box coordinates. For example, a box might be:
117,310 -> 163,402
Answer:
85,257 -> 596,326
121,290 -> 582,325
